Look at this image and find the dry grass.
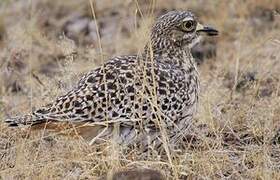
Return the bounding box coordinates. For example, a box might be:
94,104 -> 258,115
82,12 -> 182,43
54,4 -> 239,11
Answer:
0,0 -> 280,179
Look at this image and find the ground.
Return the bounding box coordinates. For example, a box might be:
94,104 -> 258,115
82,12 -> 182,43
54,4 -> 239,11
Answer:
0,0 -> 280,179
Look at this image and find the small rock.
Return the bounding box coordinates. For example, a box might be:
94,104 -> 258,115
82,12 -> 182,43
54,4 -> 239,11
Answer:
236,71 -> 257,92
100,169 -> 165,180
64,16 -> 98,44
257,77 -> 278,98
259,88 -> 273,98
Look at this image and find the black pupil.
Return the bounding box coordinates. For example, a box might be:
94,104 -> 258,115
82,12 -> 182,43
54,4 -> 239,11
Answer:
185,21 -> 193,29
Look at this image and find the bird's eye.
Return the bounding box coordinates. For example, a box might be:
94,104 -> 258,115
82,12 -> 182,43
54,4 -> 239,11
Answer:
181,20 -> 195,31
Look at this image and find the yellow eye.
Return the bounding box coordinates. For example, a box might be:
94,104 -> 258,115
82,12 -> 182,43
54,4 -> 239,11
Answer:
181,20 -> 195,31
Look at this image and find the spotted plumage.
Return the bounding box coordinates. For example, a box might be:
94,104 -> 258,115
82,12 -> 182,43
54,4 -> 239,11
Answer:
5,11 -> 218,148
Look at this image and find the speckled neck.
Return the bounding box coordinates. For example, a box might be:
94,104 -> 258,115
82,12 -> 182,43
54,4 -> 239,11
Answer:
143,41 -> 195,69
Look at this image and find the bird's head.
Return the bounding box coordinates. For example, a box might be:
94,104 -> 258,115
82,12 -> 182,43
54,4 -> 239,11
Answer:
150,11 -> 218,50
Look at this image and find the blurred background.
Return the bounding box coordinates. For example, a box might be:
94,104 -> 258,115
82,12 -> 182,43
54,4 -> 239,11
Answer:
0,0 -> 279,179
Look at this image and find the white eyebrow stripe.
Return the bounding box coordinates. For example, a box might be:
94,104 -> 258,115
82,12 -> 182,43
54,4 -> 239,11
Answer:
182,17 -> 193,21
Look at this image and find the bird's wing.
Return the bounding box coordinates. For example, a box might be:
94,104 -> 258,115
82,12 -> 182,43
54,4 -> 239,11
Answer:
6,56 -> 138,127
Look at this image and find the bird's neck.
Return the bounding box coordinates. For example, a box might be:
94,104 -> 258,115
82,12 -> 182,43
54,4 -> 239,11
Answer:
143,41 -> 196,68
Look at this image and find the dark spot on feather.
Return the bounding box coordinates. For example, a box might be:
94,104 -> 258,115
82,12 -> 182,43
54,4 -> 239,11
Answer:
159,82 -> 166,88
121,65 -> 129,70
168,81 -> 174,87
142,105 -> 148,111
98,108 -> 103,113
159,75 -> 166,82
127,86 -> 134,93
36,108 -> 49,114
158,89 -> 166,95
95,115 -> 103,119
87,76 -> 96,83
126,72 -> 133,78
112,111 -> 119,117
119,76 -> 127,84
81,115 -> 89,119
98,92 -> 105,97
65,102 -> 70,109
73,101 -> 82,107
84,106 -> 91,111
76,109 -> 84,114
105,73 -> 115,80
162,104 -> 168,110
126,108 -> 132,113
172,104 -> 178,110
107,82 -> 117,90
93,102 -> 97,108
114,98 -> 121,104
110,92 -> 117,98
100,84 -> 105,91
86,95 -> 93,101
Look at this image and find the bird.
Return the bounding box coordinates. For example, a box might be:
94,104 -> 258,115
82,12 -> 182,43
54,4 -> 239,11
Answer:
5,11 -> 218,148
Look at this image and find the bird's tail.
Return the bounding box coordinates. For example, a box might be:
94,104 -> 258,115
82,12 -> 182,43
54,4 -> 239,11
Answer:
5,114 -> 45,127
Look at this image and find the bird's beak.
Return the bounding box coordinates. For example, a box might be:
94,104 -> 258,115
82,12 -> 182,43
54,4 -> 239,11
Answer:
196,23 -> 219,36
